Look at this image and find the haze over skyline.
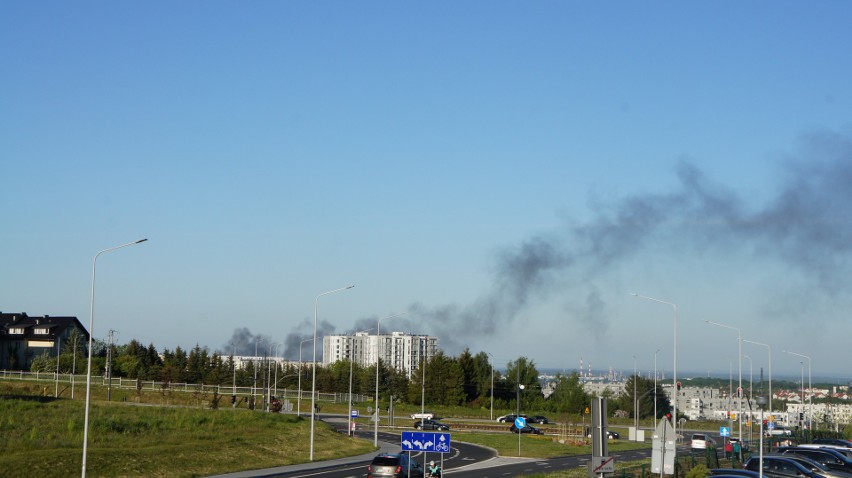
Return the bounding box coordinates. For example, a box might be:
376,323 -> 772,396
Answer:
3,2 -> 852,380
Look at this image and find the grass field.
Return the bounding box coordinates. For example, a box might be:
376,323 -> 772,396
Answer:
0,382 -> 377,478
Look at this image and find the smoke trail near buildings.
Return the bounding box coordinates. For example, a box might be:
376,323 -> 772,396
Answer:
413,130 -> 852,352
259,129 -> 852,359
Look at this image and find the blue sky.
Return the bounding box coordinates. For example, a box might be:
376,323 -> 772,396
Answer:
3,2 -> 851,381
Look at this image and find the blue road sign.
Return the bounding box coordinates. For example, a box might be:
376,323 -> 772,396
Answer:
720,426 -> 730,437
351,409 -> 359,418
401,431 -> 452,453
514,417 -> 527,429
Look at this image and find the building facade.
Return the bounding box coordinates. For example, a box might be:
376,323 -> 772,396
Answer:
0,312 -> 90,370
323,331 -> 438,377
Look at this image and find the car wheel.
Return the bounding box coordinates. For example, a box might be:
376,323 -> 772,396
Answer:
415,425 -> 422,430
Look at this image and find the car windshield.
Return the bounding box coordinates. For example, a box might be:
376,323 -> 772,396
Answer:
372,456 -> 400,466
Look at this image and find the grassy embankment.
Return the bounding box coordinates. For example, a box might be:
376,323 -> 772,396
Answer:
0,381 -> 376,478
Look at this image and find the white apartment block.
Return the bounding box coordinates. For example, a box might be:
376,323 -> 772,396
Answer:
323,331 -> 438,377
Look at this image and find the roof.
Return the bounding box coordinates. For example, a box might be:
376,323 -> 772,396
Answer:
0,312 -> 89,341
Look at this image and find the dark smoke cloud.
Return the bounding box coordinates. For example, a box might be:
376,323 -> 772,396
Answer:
411,130 -> 852,352
269,130 -> 852,358
280,317 -> 336,360
222,327 -> 273,356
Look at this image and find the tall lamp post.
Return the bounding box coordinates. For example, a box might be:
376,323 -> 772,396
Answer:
705,320 -> 742,442
783,350 -> 811,430
743,339 -> 772,421
310,285 -> 354,461
631,293 -> 678,442
82,238 -> 147,478
375,313 -> 406,447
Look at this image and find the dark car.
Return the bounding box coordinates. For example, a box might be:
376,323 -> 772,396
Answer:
774,455 -> 852,478
744,455 -> 831,478
510,423 -> 543,434
588,430 -> 621,439
814,440 -> 852,449
414,419 -> 450,431
497,414 -> 528,423
528,415 -> 549,424
710,469 -> 761,478
778,447 -> 852,473
368,453 -> 425,478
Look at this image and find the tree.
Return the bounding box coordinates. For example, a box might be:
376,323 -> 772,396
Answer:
546,372 -> 590,414
506,357 -> 541,413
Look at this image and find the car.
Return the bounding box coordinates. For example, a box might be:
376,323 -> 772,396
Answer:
744,456 -> 831,478
799,445 -> 852,459
768,425 -> 794,436
414,419 -> 450,431
410,412 -> 435,420
813,440 -> 852,449
528,415 -> 550,424
691,433 -> 717,451
606,430 -> 621,440
367,453 -> 425,478
497,414 -> 529,423
773,455 -> 852,478
778,447 -> 852,472
510,423 -> 543,435
710,469 -> 761,478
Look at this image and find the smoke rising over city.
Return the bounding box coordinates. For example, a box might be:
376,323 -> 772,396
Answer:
228,131 -> 852,363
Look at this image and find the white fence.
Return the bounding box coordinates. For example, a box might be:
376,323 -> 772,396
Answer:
0,369 -> 370,403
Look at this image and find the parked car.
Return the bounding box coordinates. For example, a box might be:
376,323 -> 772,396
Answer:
368,453 -> 425,477
510,423 -> 543,435
691,433 -> 717,451
777,447 -> 852,472
813,440 -> 852,449
528,415 -> 549,424
414,419 -> 450,431
410,412 -> 435,420
772,455 -> 852,478
800,445 -> 852,459
710,469 -> 760,478
744,456 -> 831,478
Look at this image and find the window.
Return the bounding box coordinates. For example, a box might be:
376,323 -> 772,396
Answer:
34,327 -> 50,335
9,327 -> 24,334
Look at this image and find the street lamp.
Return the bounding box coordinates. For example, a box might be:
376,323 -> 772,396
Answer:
375,313 -> 406,447
783,350 -> 811,431
705,320 -> 742,442
82,238 -> 147,478
297,337 -> 313,417
310,285 -> 354,461
631,293 -> 678,442
743,339 -> 772,420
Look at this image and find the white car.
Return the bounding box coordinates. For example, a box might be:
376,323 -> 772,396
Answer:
410,411 -> 434,420
767,425 -> 793,436
691,433 -> 716,451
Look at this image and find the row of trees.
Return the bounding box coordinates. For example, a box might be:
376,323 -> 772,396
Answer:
30,335 -> 672,419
